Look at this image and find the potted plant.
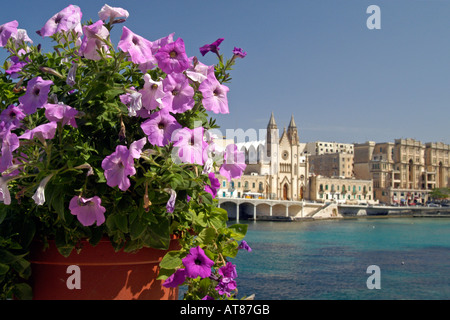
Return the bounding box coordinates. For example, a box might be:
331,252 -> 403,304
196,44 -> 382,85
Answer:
0,4 -> 250,300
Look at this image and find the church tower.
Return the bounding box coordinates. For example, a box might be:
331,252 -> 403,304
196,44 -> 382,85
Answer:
287,114 -> 299,146
266,112 -> 279,198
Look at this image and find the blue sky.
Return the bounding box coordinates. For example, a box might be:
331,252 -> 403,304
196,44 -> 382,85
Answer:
1,0 -> 449,144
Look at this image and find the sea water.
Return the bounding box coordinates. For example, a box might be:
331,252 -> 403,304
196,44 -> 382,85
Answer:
230,217 -> 450,300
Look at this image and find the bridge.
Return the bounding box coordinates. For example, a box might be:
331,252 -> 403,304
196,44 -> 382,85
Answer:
218,198 -> 450,221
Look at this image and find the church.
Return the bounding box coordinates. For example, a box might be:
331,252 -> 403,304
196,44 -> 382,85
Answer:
219,113 -> 309,201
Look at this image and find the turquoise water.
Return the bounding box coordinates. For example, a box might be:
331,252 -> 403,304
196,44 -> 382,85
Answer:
230,218 -> 450,300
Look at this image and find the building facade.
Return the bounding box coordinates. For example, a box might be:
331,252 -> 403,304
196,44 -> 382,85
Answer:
309,176 -> 374,204
354,139 -> 450,204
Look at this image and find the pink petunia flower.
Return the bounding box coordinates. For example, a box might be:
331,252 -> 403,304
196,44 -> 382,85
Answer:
18,122 -> 57,144
0,105 -> 26,130
139,74 -> 164,111
18,76 -> 53,115
78,20 -> 110,61
38,5 -> 82,38
69,195 -> 106,227
172,127 -> 208,165
163,268 -> 187,288
140,108 -> 181,147
118,26 -> 155,65
154,38 -> 190,74
101,138 -> 146,191
219,144 -> 246,182
199,38 -> 224,56
161,73 -> 194,114
98,4 -> 129,23
199,70 -> 229,114
0,20 -> 18,47
0,130 -> 19,173
204,172 -> 220,199
44,103 -> 78,128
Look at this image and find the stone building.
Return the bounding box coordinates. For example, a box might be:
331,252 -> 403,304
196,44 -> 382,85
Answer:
354,139 -> 450,204
309,152 -> 354,178
309,175 -> 374,204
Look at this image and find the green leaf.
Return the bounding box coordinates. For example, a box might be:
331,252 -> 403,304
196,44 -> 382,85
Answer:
12,283 -> 33,300
0,263 -> 9,275
130,217 -> 147,240
159,250 -> 183,269
197,228 -> 216,245
228,224 -> 248,241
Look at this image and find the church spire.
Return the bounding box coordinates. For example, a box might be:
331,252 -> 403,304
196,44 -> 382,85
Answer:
287,114 -> 299,145
267,111 -> 277,129
288,114 -> 297,128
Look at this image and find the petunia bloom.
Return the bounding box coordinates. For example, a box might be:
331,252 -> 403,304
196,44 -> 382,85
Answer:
120,90 -> 142,117
199,38 -> 224,56
172,127 -> 208,165
199,71 -> 229,114
38,5 -> 82,38
44,103 -> 78,128
0,20 -> 18,47
182,246 -> 214,279
139,74 -> 164,111
163,268 -> 186,288
215,261 -> 238,297
19,122 -> 57,144
69,195 -> 106,227
219,144 -> 246,182
0,105 -> 26,130
232,47 -> 247,58
0,130 -> 19,173
0,177 -> 11,205
118,26 -> 155,65
238,240 -> 252,252
98,4 -> 129,23
140,108 -> 181,147
32,174 -> 54,206
101,138 -> 146,191
166,188 -> 177,213
161,73 -> 194,114
19,76 -> 53,115
78,20 -> 110,61
154,38 -> 190,74
204,172 -> 220,199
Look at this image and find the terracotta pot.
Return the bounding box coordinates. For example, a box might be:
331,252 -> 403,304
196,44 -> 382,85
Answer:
29,238 -> 180,300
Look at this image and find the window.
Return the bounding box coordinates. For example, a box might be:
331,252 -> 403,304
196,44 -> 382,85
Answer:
222,180 -> 226,187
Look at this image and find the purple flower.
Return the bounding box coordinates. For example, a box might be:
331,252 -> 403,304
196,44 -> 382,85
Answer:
166,188 -> 177,213
79,20 -> 110,61
0,20 -> 18,47
139,74 -> 164,111
154,38 -> 190,74
199,38 -> 224,56
215,277 -> 237,297
38,5 -> 82,38
186,58 -> 211,83
120,90 -> 143,117
118,26 -> 155,65
0,177 -> 11,205
182,246 -> 214,279
199,71 -> 229,114
69,195 -> 106,227
218,261 -> 237,279
163,268 -> 186,288
0,130 -> 19,173
232,47 -> 247,58
238,240 -> 252,252
66,62 -> 77,87
98,4 -> 129,23
0,105 -> 26,130
101,138 -> 146,191
172,127 -> 208,165
140,108 -> 181,147
19,76 -> 53,115
204,172 -> 220,198
10,29 -> 33,47
18,122 -> 57,144
44,103 -> 78,128
219,144 -> 246,182
161,73 -> 194,114
201,295 -> 215,300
